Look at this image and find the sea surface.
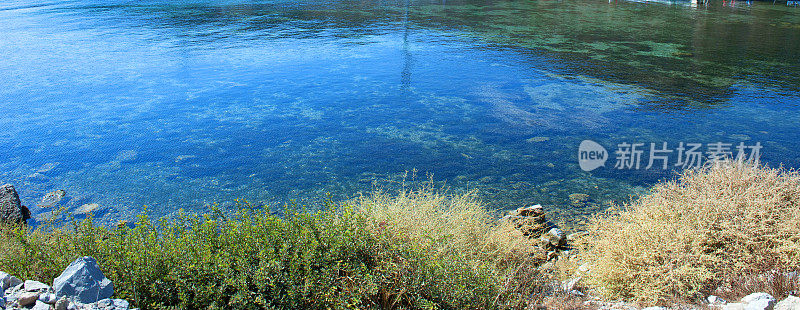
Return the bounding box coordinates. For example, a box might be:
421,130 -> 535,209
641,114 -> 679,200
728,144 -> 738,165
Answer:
1,0 -> 799,225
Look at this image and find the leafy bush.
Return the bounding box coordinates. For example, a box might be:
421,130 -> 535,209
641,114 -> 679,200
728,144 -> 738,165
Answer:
578,162 -> 800,305
0,189 -> 547,309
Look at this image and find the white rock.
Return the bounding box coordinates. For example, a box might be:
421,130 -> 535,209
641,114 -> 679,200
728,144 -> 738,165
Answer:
742,293 -> 777,310
24,280 -> 51,292
32,300 -> 51,310
709,295 -> 728,305
38,292 -> 57,304
112,298 -> 130,308
744,293 -> 777,304
775,296 -> 800,310
747,300 -> 776,310
547,228 -> 564,246
724,303 -> 747,310
562,276 -> 581,291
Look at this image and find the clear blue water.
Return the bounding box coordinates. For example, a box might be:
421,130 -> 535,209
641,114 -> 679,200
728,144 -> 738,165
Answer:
1,0 -> 799,225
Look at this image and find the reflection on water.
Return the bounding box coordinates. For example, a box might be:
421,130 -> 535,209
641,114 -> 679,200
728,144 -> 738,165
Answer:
0,0 -> 798,227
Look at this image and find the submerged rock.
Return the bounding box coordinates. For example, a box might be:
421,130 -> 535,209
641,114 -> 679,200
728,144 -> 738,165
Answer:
36,162 -> 60,173
74,203 -> 100,215
568,193 -> 590,207
39,189 -> 67,208
53,256 -> 113,304
25,173 -> 49,183
0,184 -> 30,224
115,150 -> 138,162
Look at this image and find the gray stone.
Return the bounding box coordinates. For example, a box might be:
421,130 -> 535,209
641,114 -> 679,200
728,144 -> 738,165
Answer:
18,292 -> 39,306
540,227 -> 565,248
53,256 -> 113,304
95,298 -> 113,308
25,280 -> 51,292
0,184 -> 30,224
54,296 -> 69,310
39,189 -> 66,207
112,299 -> 129,308
32,300 -> 52,310
0,271 -> 22,290
39,292 -> 57,304
775,296 -> 800,310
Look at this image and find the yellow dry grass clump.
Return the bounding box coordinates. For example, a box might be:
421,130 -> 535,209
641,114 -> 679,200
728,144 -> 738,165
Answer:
351,186 -> 544,270
579,162 -> 800,304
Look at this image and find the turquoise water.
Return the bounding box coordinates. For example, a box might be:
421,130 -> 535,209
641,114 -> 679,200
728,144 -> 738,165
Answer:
1,0 -> 799,225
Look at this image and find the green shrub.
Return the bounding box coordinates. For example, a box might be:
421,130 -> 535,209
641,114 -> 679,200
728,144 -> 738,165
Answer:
0,189 -> 547,309
578,162 -> 800,305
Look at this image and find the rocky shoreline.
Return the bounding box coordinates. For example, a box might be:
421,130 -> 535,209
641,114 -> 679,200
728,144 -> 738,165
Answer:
2,257 -> 134,310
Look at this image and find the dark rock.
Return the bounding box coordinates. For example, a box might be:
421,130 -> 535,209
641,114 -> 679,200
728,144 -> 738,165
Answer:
53,256 -> 113,304
514,204 -> 544,217
0,184 -> 30,224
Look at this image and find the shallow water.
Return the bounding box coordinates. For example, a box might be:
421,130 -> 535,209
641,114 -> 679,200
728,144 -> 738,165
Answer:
1,0 -> 799,225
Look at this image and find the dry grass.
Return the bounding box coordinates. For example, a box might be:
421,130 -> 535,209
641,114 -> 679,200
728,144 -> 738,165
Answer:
351,186 -> 546,266
350,186 -> 552,307
578,161 -> 800,305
